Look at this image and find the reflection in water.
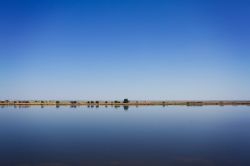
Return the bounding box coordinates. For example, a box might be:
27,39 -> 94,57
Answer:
1,105 -> 131,111
18,105 -> 30,108
114,105 -> 120,109
0,106 -> 250,166
123,105 -> 129,111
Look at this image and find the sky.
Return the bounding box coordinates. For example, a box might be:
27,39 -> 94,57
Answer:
0,0 -> 250,100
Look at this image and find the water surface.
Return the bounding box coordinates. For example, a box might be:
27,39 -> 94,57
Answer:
0,106 -> 250,166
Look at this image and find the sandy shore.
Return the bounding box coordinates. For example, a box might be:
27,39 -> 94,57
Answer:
1,100 -> 250,106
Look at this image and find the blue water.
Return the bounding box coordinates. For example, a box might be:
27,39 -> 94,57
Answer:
0,106 -> 250,166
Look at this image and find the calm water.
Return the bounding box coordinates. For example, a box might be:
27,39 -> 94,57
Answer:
0,106 -> 250,166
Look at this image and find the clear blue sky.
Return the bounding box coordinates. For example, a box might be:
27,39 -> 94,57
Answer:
0,0 -> 250,100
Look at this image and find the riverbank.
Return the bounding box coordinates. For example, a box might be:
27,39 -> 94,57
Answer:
1,100 -> 250,106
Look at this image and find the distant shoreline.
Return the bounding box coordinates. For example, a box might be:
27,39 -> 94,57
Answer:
1,100 -> 250,106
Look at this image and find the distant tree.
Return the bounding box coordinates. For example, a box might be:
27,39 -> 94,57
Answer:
105,101 -> 108,104
41,101 -> 44,104
96,101 -> 99,104
56,101 -> 60,104
123,99 -> 129,103
70,101 -> 77,104
114,100 -> 120,103
90,101 -> 94,104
